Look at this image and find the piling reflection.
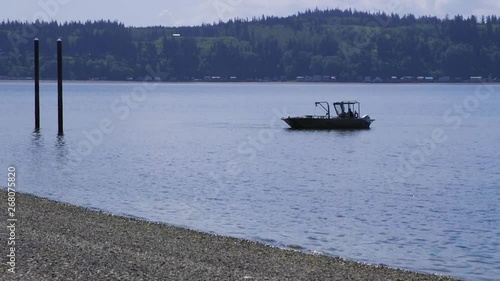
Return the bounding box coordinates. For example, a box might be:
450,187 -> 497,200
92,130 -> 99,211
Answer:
55,134 -> 68,162
31,129 -> 42,145
53,134 -> 70,189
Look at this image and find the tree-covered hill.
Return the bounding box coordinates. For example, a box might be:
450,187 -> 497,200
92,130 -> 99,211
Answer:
1,8 -> 500,81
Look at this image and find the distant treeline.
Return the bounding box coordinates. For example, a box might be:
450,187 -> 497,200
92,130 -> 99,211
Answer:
1,8 -> 500,81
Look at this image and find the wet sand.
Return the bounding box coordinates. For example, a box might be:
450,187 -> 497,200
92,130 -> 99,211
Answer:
0,190 -> 460,280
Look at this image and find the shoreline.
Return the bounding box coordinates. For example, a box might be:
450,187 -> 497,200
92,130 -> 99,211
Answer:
0,189 -> 460,280
0,79 -> 498,85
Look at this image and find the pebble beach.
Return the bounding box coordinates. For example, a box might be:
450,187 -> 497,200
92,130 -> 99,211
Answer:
0,190 -> 461,280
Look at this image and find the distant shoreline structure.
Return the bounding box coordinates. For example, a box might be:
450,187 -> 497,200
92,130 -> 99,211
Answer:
1,75 -> 498,84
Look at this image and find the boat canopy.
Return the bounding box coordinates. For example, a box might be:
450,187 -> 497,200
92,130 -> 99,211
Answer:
333,101 -> 359,106
333,101 -> 361,118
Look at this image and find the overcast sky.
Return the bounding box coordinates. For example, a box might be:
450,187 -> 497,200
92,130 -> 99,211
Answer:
2,0 -> 500,27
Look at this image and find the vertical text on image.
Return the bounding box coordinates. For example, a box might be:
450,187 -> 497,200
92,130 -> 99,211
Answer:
6,165 -> 17,273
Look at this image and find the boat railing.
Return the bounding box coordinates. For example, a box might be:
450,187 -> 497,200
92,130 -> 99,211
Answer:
304,115 -> 330,119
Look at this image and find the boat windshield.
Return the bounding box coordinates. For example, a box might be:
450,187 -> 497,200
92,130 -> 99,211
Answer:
333,101 -> 360,118
334,103 -> 345,115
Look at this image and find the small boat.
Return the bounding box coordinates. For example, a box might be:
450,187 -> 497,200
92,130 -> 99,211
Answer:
282,101 -> 375,129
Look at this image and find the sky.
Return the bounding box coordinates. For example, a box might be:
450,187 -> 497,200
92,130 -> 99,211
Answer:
2,0 -> 500,27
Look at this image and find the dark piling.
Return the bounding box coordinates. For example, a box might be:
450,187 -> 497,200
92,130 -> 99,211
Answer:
57,38 -> 63,135
34,38 -> 40,130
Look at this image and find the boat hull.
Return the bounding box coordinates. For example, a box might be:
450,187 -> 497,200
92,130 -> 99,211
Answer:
282,117 -> 373,129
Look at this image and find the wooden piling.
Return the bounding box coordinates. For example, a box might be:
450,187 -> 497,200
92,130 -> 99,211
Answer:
57,39 -> 63,135
34,38 -> 40,130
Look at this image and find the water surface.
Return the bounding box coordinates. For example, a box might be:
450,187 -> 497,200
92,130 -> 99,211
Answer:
1,81 -> 499,281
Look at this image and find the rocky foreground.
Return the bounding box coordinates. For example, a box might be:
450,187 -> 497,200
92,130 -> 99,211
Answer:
0,190 -> 460,280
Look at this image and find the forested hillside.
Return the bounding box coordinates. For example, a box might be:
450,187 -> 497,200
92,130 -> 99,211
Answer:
1,9 -> 500,81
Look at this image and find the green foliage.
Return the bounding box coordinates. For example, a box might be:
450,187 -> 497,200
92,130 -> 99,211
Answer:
1,10 -> 500,81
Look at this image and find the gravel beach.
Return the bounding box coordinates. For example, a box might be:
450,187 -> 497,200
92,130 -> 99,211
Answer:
1,190 -> 460,281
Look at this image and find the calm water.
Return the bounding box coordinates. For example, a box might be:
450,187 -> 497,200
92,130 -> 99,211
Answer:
1,81 -> 499,280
